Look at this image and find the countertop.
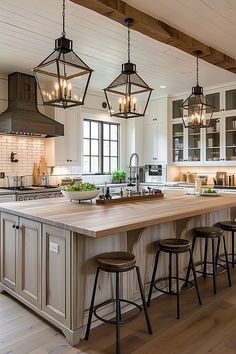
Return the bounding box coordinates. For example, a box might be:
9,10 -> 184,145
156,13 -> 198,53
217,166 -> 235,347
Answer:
0,190 -> 236,237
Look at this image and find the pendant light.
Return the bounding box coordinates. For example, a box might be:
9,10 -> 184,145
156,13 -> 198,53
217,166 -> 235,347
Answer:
104,18 -> 153,119
181,50 -> 214,128
33,0 -> 93,109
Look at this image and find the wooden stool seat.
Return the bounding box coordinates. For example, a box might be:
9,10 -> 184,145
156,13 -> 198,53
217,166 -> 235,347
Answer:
217,221 -> 236,232
97,251 -> 136,272
158,238 -> 190,252
194,226 -> 223,238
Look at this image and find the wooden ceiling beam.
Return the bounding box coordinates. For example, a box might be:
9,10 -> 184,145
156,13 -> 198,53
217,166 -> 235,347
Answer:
70,0 -> 236,74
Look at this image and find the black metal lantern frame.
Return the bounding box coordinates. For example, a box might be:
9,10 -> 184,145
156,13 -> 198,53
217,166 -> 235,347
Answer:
181,50 -> 215,129
33,0 -> 93,109
104,18 -> 153,119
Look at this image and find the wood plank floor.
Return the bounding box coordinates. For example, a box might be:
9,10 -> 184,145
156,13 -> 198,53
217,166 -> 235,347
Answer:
1,271 -> 236,354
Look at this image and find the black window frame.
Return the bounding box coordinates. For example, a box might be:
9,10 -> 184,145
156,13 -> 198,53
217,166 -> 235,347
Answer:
82,119 -> 120,175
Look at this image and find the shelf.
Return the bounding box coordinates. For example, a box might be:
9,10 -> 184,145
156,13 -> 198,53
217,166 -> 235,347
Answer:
188,147 -> 200,150
188,133 -> 200,136
173,148 -> 183,151
226,146 -> 236,148
206,131 -> 220,134
226,130 -> 236,133
206,146 -> 220,149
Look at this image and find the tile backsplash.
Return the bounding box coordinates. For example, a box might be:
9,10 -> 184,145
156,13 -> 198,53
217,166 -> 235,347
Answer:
0,135 -> 46,176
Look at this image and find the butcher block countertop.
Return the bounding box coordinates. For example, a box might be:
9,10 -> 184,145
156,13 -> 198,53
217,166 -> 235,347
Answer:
1,190 -> 236,237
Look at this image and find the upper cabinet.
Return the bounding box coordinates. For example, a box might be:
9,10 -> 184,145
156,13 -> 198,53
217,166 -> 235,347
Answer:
46,108 -> 81,167
170,84 -> 236,165
143,98 -> 168,164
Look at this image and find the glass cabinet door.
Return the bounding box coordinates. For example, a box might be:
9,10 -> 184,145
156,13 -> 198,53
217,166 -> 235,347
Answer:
205,118 -> 220,161
225,89 -> 236,112
188,128 -> 201,162
172,99 -> 183,119
225,115 -> 236,161
172,123 -> 184,162
205,92 -> 220,113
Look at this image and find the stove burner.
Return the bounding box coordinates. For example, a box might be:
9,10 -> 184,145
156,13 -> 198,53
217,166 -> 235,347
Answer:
1,187 -> 34,191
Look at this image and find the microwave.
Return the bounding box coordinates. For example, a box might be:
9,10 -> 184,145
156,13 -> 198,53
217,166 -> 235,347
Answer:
145,164 -> 166,182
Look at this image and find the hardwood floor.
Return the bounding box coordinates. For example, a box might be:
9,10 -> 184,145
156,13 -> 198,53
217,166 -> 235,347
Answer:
1,271 -> 236,354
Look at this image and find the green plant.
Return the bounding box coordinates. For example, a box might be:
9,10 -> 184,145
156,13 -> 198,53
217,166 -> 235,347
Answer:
61,182 -> 96,192
112,169 -> 127,181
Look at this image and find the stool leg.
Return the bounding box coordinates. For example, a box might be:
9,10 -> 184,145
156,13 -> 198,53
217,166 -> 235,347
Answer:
223,235 -> 232,287
203,238 -> 208,279
185,236 -> 196,287
136,266 -> 153,335
215,236 -> 221,267
189,249 -> 202,305
176,253 -> 180,319
212,238 -> 217,295
115,272 -> 121,354
147,250 -> 160,307
232,230 -> 235,268
85,267 -> 100,340
184,236 -> 196,287
169,252 -> 172,295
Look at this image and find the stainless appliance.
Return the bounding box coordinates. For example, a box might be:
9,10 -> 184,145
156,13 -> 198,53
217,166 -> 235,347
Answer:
145,164 -> 166,183
0,186 -> 62,201
0,72 -> 64,137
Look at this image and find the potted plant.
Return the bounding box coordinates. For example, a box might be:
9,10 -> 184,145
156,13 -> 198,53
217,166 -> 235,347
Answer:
112,169 -> 127,183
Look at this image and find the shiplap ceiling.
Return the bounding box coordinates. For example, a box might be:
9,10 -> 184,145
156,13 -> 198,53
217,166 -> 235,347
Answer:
0,0 -> 235,97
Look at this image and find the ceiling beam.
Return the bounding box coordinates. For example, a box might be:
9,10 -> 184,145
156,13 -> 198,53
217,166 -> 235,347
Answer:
70,0 -> 236,74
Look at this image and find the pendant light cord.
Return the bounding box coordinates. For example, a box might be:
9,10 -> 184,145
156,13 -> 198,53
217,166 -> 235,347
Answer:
196,53 -> 199,85
127,22 -> 131,63
62,0 -> 66,37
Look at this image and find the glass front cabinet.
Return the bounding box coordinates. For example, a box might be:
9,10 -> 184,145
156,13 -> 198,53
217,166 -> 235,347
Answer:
170,84 -> 236,165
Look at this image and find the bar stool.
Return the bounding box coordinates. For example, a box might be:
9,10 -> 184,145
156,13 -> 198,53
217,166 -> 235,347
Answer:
85,251 -> 152,354
185,226 -> 232,295
147,238 -> 202,319
215,221 -> 236,268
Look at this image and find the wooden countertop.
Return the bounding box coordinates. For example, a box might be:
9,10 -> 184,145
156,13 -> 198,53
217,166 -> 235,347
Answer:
0,190 -> 236,237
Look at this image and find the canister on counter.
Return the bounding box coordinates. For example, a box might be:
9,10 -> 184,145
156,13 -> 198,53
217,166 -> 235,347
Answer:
228,175 -> 234,186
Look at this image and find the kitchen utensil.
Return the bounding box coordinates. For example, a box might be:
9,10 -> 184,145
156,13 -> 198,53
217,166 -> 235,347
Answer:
39,156 -> 47,175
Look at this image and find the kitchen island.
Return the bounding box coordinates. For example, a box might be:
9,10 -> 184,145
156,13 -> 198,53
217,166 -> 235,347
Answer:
0,190 -> 236,345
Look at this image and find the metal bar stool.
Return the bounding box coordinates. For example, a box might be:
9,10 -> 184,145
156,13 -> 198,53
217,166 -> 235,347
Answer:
215,221 -> 236,268
185,226 -> 232,295
85,251 -> 152,354
147,238 -> 202,319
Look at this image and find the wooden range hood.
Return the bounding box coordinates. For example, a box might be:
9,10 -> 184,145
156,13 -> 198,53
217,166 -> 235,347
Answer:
0,72 -> 64,138
71,0 -> 236,74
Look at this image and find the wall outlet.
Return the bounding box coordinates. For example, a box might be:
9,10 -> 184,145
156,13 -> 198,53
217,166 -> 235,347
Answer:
49,241 -> 59,253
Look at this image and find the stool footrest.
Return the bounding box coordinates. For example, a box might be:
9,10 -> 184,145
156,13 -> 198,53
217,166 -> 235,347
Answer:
93,298 -> 142,325
195,261 -> 225,276
153,276 -> 194,296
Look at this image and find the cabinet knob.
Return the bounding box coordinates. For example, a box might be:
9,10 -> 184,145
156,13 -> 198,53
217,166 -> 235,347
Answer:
16,225 -> 20,230
12,224 -> 15,228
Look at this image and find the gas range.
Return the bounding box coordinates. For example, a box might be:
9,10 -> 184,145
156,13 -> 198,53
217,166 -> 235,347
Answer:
0,186 -> 62,201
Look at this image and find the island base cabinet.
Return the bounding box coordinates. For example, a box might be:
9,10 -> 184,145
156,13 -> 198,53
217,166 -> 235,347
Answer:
18,218 -> 42,309
1,213 -> 18,291
42,224 -> 71,327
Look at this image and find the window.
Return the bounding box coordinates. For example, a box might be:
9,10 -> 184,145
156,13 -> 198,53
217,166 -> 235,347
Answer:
83,119 -> 119,174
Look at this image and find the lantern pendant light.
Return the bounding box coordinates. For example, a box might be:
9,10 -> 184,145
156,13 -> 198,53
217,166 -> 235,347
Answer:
104,18 -> 153,119
33,0 -> 93,109
181,50 -> 215,128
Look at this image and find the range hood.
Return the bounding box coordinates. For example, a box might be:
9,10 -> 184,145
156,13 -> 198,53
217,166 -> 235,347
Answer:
0,72 -> 64,137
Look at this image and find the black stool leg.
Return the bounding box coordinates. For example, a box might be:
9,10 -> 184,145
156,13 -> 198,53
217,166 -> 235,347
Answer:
176,253 -> 180,319
232,230 -> 235,268
136,266 -> 153,335
147,250 -> 160,307
189,249 -> 202,305
184,236 -> 196,287
115,272 -> 121,354
223,235 -> 232,287
169,252 -> 172,295
215,236 -> 221,267
203,238 -> 208,279
212,238 -> 217,295
85,267 -> 100,340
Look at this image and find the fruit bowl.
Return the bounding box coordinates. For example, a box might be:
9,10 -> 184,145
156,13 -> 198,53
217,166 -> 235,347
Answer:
61,189 -> 100,201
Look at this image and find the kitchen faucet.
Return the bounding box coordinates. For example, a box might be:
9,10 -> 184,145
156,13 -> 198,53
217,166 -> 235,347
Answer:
128,152 -> 140,193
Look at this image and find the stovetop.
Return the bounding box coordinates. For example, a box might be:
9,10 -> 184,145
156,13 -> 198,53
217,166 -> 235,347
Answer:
0,187 -> 34,191
0,186 -> 60,193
